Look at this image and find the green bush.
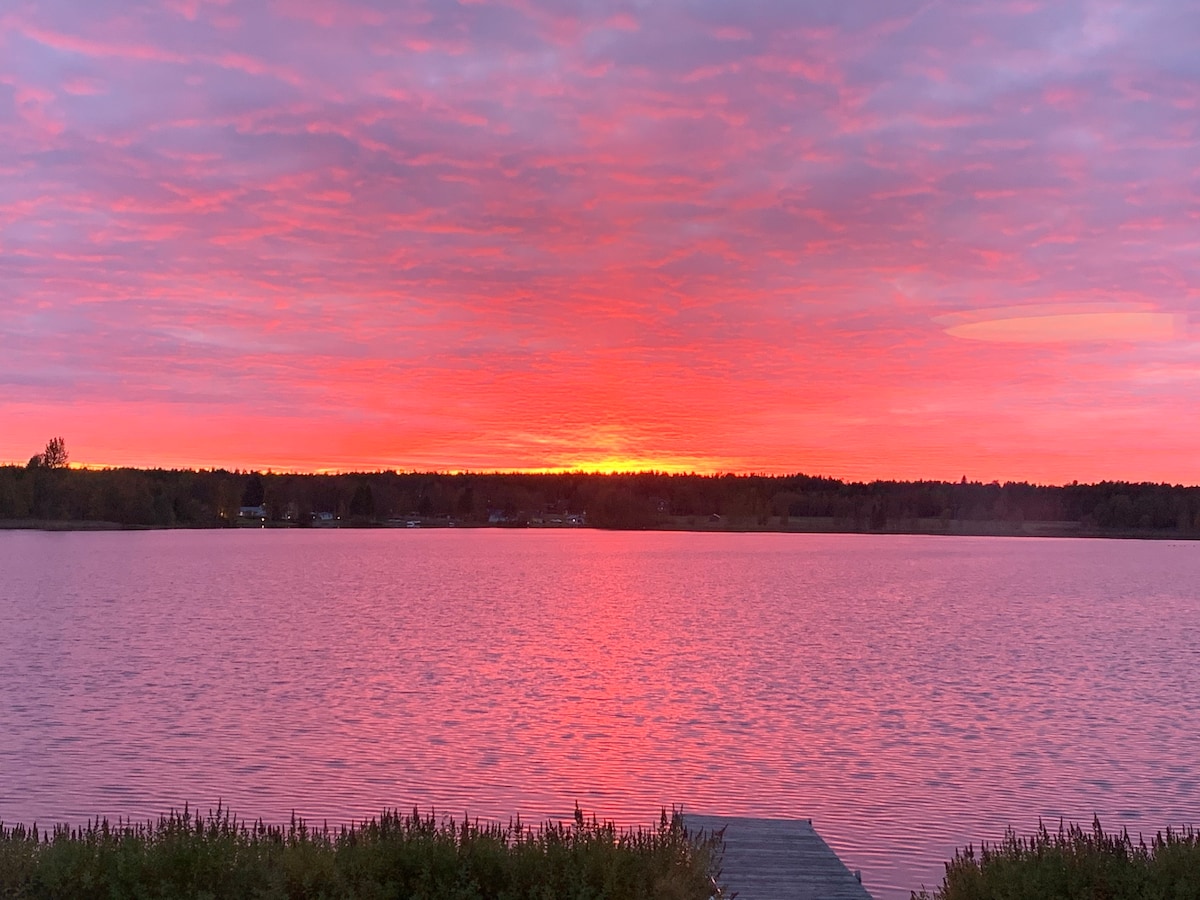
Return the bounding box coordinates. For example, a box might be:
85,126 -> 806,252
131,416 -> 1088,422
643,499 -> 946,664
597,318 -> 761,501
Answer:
0,804 -> 723,900
914,818 -> 1200,900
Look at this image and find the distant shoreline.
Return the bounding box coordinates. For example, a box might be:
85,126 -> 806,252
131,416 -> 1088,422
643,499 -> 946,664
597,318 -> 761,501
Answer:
2,517 -> 1194,541
5,467 -> 1197,537
0,518 -> 136,531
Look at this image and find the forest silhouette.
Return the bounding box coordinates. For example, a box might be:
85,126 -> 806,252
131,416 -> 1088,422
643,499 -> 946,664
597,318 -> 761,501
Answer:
2,444 -> 1197,537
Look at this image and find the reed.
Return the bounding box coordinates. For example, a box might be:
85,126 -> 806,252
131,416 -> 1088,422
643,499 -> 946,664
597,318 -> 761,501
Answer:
0,803 -> 723,900
913,817 -> 1200,900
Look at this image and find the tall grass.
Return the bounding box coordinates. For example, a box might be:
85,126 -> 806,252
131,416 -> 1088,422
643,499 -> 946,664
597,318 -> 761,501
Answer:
913,817 -> 1200,900
0,803 -> 723,900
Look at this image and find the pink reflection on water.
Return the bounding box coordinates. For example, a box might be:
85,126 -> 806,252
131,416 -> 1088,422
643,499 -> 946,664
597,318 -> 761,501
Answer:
2,530 -> 1199,899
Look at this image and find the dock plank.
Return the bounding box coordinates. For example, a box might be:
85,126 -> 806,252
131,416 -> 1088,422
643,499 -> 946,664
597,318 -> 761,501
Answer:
683,815 -> 873,900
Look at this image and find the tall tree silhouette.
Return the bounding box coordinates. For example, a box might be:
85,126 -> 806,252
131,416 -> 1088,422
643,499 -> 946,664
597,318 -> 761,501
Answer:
28,436 -> 69,469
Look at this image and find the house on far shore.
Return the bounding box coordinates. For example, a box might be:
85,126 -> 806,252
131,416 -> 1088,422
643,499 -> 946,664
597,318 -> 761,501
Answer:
238,505 -> 267,522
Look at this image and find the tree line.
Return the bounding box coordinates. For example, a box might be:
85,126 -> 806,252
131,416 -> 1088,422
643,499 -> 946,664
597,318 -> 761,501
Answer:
1,445 -> 1198,536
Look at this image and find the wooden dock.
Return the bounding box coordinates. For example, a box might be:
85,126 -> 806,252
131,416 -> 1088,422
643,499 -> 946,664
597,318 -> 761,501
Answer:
683,815 -> 873,900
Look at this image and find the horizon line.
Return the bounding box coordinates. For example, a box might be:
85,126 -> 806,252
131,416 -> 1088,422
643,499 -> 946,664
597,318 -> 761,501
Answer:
6,461 -> 1197,491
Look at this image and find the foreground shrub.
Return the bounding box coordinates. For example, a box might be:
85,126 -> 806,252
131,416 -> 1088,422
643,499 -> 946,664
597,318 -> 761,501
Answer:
0,803 -> 723,900
914,817 -> 1200,900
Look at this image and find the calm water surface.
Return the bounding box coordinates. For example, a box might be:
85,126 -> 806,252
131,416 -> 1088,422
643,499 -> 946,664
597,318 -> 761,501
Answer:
2,530 -> 1198,898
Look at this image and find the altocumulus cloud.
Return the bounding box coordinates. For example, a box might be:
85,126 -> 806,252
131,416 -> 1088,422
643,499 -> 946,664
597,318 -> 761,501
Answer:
0,0 -> 1198,482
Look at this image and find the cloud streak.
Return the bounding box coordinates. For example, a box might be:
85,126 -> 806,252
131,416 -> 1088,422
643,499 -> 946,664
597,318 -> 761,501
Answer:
1,0 -> 1198,481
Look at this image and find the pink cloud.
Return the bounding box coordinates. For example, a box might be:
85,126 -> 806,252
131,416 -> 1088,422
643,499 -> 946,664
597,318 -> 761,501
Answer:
16,21 -> 187,63
61,76 -> 107,95
1,0 -> 1198,482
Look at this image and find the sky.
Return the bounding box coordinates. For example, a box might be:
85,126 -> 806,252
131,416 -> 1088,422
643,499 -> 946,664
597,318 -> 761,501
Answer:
2,0 -> 1198,482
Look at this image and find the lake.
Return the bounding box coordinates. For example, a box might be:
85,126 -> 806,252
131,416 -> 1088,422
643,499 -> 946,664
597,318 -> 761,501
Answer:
1,529 -> 1197,898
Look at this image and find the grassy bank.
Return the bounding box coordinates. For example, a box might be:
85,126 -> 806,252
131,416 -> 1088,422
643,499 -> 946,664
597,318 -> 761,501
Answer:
914,818 -> 1200,900
0,805 -> 722,900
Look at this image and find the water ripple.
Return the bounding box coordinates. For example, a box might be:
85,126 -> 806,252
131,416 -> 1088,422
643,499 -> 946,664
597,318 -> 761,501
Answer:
2,530 -> 1198,899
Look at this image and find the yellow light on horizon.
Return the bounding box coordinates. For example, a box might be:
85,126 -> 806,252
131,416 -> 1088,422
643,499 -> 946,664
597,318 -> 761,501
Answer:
517,456 -> 724,475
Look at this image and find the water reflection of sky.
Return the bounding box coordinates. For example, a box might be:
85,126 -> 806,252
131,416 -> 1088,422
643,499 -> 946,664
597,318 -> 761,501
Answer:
2,530 -> 1198,899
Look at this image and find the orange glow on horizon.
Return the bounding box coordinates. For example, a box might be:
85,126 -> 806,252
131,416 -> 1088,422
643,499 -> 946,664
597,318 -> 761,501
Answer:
518,453 -> 731,476
2,3 -> 1199,485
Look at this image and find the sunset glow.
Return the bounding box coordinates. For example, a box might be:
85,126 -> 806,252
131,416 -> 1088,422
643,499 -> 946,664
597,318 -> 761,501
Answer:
2,1 -> 1198,482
